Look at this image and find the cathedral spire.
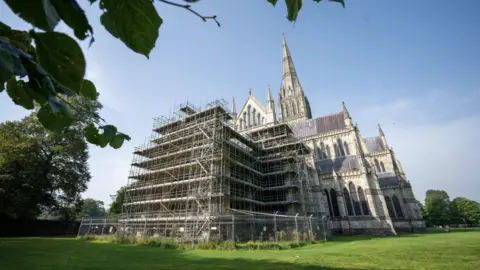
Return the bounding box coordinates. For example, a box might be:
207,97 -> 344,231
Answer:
281,34 -> 303,95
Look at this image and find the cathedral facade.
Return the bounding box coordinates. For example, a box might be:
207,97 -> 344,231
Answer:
231,34 -> 426,234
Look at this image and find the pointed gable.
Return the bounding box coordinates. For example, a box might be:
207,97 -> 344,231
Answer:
235,94 -> 268,129
363,136 -> 386,153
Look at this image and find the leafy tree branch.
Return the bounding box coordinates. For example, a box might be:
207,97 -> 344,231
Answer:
1,0 -> 345,150
159,0 -> 220,27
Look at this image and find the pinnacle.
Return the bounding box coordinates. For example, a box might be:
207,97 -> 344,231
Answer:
342,101 -> 351,119
378,124 -> 385,137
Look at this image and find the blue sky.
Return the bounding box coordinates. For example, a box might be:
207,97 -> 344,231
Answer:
1,0 -> 479,204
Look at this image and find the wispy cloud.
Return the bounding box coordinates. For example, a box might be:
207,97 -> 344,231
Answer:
355,90 -> 480,202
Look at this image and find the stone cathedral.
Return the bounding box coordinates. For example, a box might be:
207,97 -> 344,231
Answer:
231,34 -> 426,234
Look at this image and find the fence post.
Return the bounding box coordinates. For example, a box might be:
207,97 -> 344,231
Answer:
232,213 -> 235,242
308,215 -> 313,232
295,213 -> 299,245
143,216 -> 147,238
87,218 -> 92,235
274,211 -> 278,246
101,218 -> 107,236
322,215 -> 327,241
77,218 -> 84,237
308,214 -> 313,240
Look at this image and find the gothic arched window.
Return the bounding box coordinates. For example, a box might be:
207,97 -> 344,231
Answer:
384,196 -> 396,218
343,188 -> 354,216
247,105 -> 251,126
297,100 -> 302,114
358,187 -> 370,215
392,196 -> 404,218
257,113 -> 261,126
326,145 -> 331,158
330,189 -> 340,217
380,161 -> 386,172
337,139 -> 345,156
320,142 -> 326,159
239,118 -> 243,130
349,182 -> 361,215
374,159 -> 381,173
252,108 -> 256,126
334,143 -> 339,157
324,189 -> 333,217
292,101 -> 297,115
344,141 -> 350,155
285,104 -> 289,117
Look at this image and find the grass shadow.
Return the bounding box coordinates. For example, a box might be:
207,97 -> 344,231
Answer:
0,238 -> 363,270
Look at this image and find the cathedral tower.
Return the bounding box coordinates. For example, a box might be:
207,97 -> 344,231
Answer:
278,34 -> 312,123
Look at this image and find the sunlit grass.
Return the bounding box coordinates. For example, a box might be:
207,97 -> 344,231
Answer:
1,229 -> 479,269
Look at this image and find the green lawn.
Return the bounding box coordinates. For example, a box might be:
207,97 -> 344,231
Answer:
1,229 -> 480,269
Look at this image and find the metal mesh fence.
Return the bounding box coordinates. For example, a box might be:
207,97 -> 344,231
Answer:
77,211 -> 330,244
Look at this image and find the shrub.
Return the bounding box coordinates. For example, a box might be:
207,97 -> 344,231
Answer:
76,234 -> 315,251
216,241 -> 236,250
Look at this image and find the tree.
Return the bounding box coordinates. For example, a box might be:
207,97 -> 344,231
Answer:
108,186 -> 127,216
416,200 -> 427,217
81,198 -> 107,218
0,0 -> 344,149
424,190 -> 451,226
450,197 -> 480,225
0,96 -> 97,221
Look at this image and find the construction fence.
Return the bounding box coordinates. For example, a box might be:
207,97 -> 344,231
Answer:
77,210 -> 330,244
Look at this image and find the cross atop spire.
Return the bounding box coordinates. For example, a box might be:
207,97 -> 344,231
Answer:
248,88 -> 252,96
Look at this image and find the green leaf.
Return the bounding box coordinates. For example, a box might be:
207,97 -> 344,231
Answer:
0,49 -> 14,88
21,81 -> 48,105
6,78 -> 34,109
101,125 -> 118,137
97,125 -> 117,148
4,0 -> 60,31
97,134 -> 110,148
0,38 -> 28,77
109,134 -> 125,149
100,0 -> 162,58
267,0 -> 278,6
80,79 -> 97,100
84,123 -> 100,144
33,31 -> 86,93
37,103 -> 74,132
48,96 -> 75,119
50,0 -> 94,40
285,0 -> 302,22
21,61 -> 54,106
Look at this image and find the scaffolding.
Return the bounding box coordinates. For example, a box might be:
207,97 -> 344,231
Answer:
118,99 -> 325,242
